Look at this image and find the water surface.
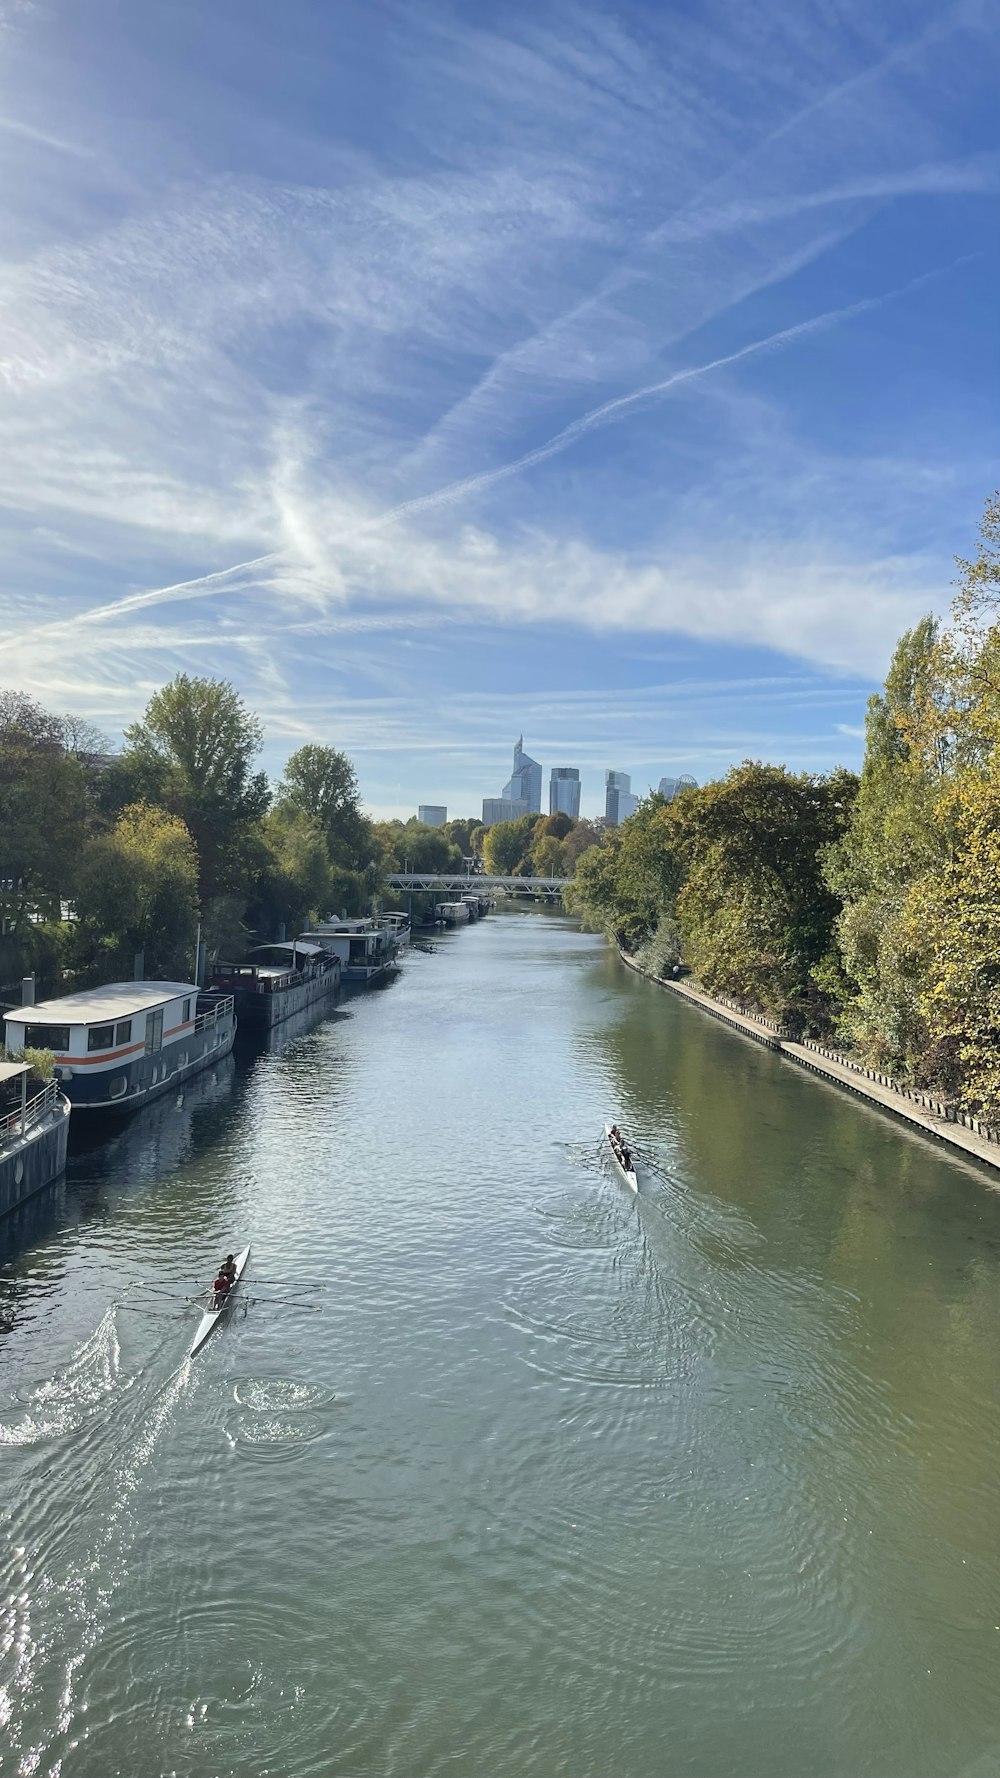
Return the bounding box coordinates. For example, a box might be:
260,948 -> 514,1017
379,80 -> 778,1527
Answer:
2,912 -> 999,1777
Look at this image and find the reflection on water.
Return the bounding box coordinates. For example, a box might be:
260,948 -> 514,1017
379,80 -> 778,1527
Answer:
1,912 -> 999,1778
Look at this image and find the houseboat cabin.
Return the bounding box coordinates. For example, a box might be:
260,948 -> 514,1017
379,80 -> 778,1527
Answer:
302,918 -> 396,988
210,942 -> 340,1030
3,982 -> 235,1111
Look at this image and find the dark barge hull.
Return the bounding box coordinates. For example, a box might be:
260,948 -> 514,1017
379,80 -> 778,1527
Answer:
231,971 -> 340,1032
0,1097 -> 71,1219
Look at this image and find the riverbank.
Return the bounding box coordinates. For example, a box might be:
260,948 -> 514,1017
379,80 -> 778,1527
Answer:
620,950 -> 1000,1179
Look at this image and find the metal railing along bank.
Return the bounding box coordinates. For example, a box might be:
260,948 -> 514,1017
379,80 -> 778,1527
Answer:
0,1077 -> 60,1152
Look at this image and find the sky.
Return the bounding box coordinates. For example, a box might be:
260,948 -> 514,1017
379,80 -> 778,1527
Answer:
0,0 -> 996,820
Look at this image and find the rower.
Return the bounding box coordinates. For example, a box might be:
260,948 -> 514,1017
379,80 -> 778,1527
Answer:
212,1268 -> 232,1310
221,1253 -> 237,1282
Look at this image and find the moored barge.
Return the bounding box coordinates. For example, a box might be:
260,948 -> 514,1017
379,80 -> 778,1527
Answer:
210,941 -> 340,1032
3,982 -> 235,1111
302,918 -> 397,990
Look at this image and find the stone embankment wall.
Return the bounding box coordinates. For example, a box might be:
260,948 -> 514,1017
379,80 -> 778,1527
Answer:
619,952 -> 1000,1177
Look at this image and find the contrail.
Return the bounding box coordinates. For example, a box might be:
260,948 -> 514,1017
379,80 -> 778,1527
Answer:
364,263 -> 960,534
14,550 -> 281,646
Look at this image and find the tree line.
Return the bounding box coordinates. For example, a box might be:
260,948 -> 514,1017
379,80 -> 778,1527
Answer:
0,675 -> 393,991
567,493 -> 1000,1119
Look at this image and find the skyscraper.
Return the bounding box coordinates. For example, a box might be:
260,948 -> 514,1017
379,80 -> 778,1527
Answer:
605,769 -> 636,827
481,796 -> 528,827
658,775 -> 698,802
418,805 -> 447,827
549,767 -> 581,820
502,736 -> 542,814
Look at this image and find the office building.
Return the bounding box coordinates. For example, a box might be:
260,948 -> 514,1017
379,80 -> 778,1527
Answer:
549,767 -> 581,820
658,775 -> 698,802
482,796 -> 529,827
418,805 -> 447,827
502,736 -> 542,815
605,769 -> 638,827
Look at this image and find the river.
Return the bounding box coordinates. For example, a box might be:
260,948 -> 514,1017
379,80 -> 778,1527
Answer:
2,910 -> 999,1778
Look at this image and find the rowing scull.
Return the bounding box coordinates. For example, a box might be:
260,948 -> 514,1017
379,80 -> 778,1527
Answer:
189,1243 -> 251,1356
604,1124 -> 638,1193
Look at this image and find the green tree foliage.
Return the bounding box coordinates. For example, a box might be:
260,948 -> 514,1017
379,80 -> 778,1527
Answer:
443,817 -> 484,855
245,805 -> 333,940
71,803 -> 199,982
535,811 -> 574,841
673,765 -> 855,1025
278,743 -> 384,915
532,834 -> 567,877
822,620 -> 944,1068
569,767 -> 855,1027
0,691 -> 88,935
482,815 -> 537,875
376,819 -> 463,874
563,818 -> 603,871
120,676 -> 269,913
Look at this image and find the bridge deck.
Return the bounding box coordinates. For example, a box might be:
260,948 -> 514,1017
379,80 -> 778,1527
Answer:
387,873 -> 569,892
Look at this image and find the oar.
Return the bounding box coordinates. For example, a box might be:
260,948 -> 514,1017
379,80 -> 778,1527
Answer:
247,1278 -> 328,1288
245,1295 -> 323,1311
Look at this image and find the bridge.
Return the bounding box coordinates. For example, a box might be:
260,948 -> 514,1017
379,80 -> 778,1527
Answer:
387,872 -> 570,894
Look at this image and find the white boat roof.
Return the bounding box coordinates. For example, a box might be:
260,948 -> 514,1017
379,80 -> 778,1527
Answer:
247,941 -> 326,961
0,1061 -> 30,1082
3,981 -> 200,1026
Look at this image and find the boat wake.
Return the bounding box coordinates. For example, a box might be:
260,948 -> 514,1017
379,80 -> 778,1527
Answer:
0,1306 -> 126,1449
0,1319 -> 193,1775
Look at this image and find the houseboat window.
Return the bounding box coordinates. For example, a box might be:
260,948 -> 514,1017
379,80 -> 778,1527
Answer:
87,1024 -> 116,1052
115,1020 -> 132,1045
182,998 -> 191,1021
108,1076 -> 128,1099
144,1008 -> 163,1054
24,1024 -> 70,1051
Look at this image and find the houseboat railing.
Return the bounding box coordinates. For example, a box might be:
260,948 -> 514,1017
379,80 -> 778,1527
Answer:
195,994 -> 234,1031
0,1077 -> 60,1151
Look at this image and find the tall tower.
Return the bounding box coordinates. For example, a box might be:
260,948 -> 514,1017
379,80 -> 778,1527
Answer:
549,767 -> 581,819
503,736 -> 542,814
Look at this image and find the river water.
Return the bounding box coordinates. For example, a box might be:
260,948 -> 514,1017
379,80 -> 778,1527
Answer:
2,910 -> 999,1778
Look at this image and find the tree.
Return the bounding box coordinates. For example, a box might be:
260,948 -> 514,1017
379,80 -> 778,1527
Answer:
535,811 -> 574,841
0,689 -> 88,935
375,820 -> 462,874
532,834 -> 567,877
673,764 -> 855,1024
823,621 -> 946,1069
444,817 -> 484,855
245,805 -> 333,941
483,815 -> 536,876
563,818 -> 603,872
278,745 -> 366,864
71,803 -> 199,982
121,675 -> 269,908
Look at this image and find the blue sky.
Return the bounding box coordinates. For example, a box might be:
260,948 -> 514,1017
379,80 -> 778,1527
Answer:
1,0 -> 996,819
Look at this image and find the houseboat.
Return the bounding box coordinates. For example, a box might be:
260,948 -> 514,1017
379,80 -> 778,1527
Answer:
380,911 -> 410,953
0,1060 -> 71,1218
3,982 -> 235,1112
437,901 -> 470,926
302,917 -> 396,989
210,941 -> 340,1032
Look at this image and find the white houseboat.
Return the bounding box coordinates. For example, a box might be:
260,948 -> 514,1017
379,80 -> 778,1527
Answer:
437,901 -> 470,925
302,918 -> 396,989
3,982 -> 235,1112
380,911 -> 410,953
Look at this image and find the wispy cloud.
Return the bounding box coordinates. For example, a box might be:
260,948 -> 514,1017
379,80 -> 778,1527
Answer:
0,0 -> 994,810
